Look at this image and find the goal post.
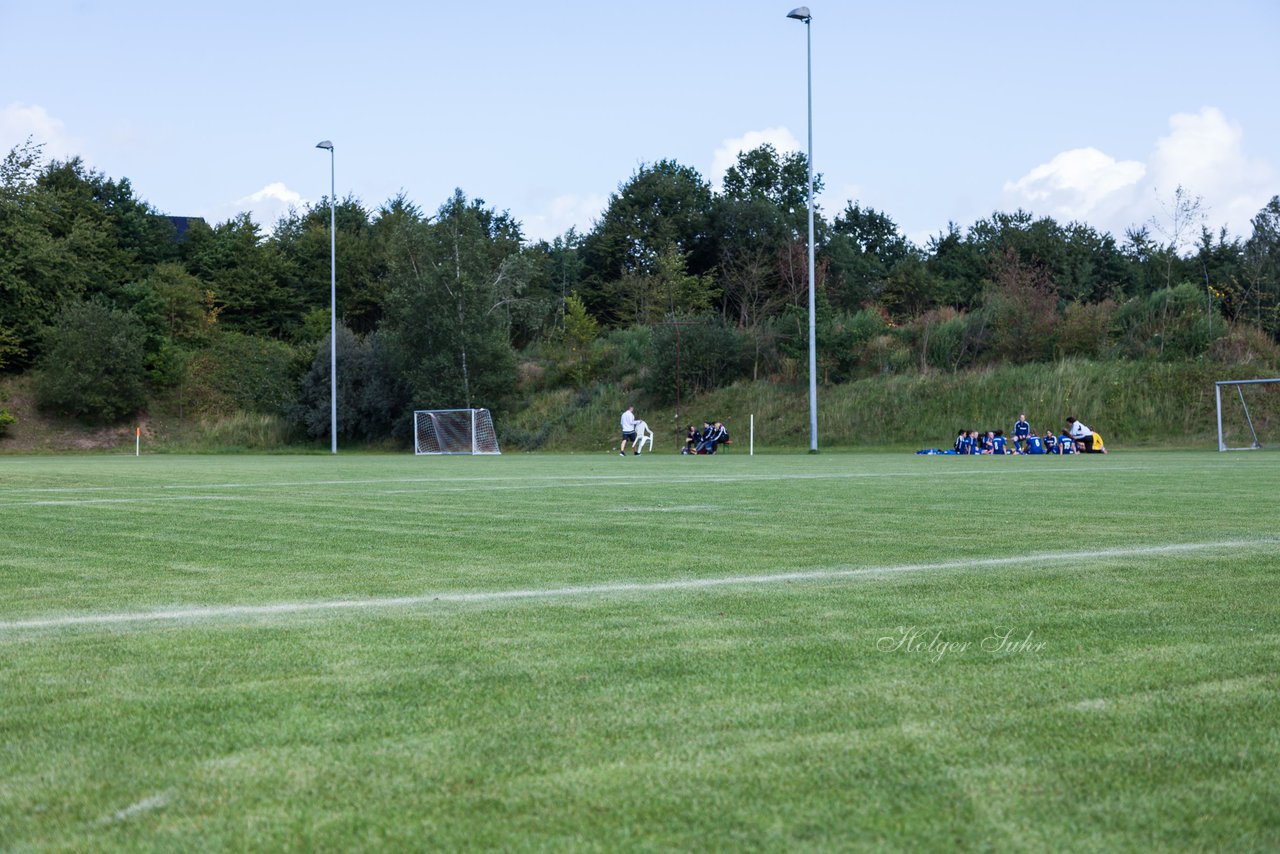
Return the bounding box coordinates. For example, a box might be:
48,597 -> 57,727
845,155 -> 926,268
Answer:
413,408 -> 501,455
1215,378 -> 1279,451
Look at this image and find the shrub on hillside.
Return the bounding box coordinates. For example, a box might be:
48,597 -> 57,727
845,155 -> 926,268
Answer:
0,400 -> 14,437
1206,324 -> 1280,368
291,326 -> 404,442
1056,299 -> 1117,359
645,314 -> 749,402
982,252 -> 1060,363
821,308 -> 889,381
1113,282 -> 1225,359
863,333 -> 913,375
593,325 -> 654,387
907,307 -> 966,372
180,330 -> 298,416
34,300 -> 148,423
925,309 -> 990,372
558,293 -> 600,386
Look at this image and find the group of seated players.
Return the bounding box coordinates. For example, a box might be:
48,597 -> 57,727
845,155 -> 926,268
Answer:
682,421 -> 730,455
943,414 -> 1107,455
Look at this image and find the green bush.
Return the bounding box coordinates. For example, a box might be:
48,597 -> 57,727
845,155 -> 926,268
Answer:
593,325 -> 654,386
982,275 -> 1059,363
916,308 -> 967,371
820,308 -> 889,382
34,300 -> 148,423
1057,299 -> 1116,359
645,314 -> 749,403
1113,283 -> 1225,359
180,331 -> 299,416
291,326 -> 403,442
0,345 -> 14,436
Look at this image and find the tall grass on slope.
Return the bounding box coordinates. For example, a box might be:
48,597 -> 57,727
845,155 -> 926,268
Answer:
156,413 -> 297,453
510,359 -> 1274,451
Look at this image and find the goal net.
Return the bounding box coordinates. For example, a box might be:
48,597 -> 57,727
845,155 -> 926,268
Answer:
413,408 -> 501,455
1215,378 -> 1280,451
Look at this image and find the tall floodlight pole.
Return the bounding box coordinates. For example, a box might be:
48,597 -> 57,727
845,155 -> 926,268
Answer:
315,140 -> 337,454
787,6 -> 818,452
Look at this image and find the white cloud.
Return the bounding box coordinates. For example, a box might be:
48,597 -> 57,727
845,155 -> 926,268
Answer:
209,182 -> 309,231
238,182 -> 305,208
518,192 -> 608,243
710,126 -> 802,187
1146,107 -> 1273,236
0,102 -> 83,161
1004,107 -> 1275,238
1003,148 -> 1145,221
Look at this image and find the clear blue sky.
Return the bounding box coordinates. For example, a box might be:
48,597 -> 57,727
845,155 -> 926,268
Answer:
2,0 -> 1276,245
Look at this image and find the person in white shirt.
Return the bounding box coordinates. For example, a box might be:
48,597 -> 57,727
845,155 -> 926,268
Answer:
1065,416 -> 1105,454
619,406 -> 638,456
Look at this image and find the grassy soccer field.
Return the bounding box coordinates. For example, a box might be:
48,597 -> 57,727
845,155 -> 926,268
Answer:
2,450 -> 1278,850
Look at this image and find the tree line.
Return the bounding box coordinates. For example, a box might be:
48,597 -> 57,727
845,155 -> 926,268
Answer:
1,136 -> 1277,444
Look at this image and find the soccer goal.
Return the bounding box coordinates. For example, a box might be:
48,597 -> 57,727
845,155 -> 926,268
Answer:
413,408 -> 501,455
1215,378 -> 1280,451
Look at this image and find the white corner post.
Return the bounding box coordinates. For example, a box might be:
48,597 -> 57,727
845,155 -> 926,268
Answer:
316,140 -> 337,454
788,6 -> 818,452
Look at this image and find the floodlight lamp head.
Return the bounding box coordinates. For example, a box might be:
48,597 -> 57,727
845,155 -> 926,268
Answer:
315,140 -> 334,151
787,6 -> 811,22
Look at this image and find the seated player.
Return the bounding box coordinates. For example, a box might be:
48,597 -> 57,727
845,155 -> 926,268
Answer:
1012,413 -> 1032,453
705,421 -> 729,454
681,425 -> 698,455
695,421 -> 714,454
980,431 -> 995,454
992,430 -> 1008,455
1059,430 -> 1076,454
1043,431 -> 1058,454
1025,432 -> 1046,454
953,429 -> 968,454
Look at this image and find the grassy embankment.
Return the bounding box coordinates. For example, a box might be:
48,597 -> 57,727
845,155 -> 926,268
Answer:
506,358 -> 1277,452
2,358 -> 1275,454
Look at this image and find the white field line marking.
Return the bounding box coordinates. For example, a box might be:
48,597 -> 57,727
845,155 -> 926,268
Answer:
96,793 -> 170,825
0,463 -> 1162,496
0,465 -> 1159,503
1,539 -> 1270,633
604,504 -> 722,513
4,495 -> 243,508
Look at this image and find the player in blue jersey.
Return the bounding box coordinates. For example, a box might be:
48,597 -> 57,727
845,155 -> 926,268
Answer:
953,429 -> 967,453
1012,414 -> 1032,452
1059,430 -> 1076,453
1025,433 -> 1046,454
992,430 -> 1008,454
705,421 -> 729,454
980,431 -> 995,454
1043,431 -> 1058,454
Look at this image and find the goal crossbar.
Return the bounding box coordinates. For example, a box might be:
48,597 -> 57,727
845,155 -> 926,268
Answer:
1215,378 -> 1279,451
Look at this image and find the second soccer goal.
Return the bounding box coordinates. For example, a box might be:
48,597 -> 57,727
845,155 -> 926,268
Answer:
413,408 -> 501,455
1215,378 -> 1279,452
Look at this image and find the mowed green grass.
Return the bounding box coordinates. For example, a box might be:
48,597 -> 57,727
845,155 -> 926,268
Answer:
2,450 -> 1278,851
